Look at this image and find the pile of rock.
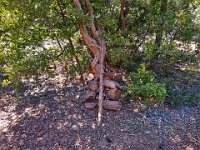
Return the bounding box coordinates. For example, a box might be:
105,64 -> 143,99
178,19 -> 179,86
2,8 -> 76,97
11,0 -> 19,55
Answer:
84,73 -> 123,111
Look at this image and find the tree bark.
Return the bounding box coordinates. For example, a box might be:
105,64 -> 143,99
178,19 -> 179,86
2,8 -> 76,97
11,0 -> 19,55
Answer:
119,0 -> 129,37
155,0 -> 168,49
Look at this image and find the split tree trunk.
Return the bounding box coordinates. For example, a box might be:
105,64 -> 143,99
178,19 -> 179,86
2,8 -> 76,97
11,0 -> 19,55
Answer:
72,0 -> 122,126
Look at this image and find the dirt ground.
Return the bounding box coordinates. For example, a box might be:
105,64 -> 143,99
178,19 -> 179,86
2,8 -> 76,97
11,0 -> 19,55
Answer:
0,74 -> 200,150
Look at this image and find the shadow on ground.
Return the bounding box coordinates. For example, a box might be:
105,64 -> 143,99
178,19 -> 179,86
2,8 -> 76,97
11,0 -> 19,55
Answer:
0,73 -> 200,149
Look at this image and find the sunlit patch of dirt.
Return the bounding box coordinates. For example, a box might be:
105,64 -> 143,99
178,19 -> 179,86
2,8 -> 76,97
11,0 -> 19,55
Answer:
0,95 -> 21,133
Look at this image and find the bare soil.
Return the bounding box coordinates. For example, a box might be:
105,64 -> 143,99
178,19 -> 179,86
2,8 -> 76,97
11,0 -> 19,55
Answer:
0,74 -> 199,150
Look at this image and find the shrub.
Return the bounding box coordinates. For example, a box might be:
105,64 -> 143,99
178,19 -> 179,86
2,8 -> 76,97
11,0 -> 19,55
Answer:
125,63 -> 167,105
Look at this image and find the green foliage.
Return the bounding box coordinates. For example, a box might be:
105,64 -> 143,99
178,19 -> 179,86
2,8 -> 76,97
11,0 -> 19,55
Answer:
0,0 -> 199,96
167,84 -> 200,108
168,92 -> 200,108
125,64 -> 167,105
108,47 -> 127,67
144,39 -> 198,66
101,0 -> 200,74
0,0 -> 88,86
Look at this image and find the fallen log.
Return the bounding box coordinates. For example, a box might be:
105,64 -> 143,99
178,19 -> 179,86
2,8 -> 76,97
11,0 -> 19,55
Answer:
103,100 -> 122,111
85,102 -> 97,109
107,89 -> 122,100
103,79 -> 122,90
105,72 -> 115,80
88,80 -> 98,92
85,90 -> 96,100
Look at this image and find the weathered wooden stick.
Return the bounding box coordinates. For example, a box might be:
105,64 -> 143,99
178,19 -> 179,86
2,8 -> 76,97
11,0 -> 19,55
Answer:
97,40 -> 105,126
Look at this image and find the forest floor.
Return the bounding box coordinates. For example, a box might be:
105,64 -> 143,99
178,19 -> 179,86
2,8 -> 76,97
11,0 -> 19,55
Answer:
0,69 -> 200,150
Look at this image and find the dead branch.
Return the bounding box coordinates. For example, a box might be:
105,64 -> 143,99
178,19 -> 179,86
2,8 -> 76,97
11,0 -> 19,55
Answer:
97,40 -> 106,126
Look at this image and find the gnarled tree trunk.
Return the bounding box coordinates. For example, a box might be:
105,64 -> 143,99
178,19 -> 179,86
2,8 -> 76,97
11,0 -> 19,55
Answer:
72,0 -> 122,126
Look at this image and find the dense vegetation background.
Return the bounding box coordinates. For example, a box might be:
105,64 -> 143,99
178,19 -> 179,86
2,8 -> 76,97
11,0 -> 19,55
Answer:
0,0 -> 199,106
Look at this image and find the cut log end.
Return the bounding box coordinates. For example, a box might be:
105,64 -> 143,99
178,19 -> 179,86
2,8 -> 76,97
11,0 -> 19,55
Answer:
85,102 -> 97,109
103,79 -> 122,90
88,80 -> 98,92
107,89 -> 122,100
85,90 -> 96,100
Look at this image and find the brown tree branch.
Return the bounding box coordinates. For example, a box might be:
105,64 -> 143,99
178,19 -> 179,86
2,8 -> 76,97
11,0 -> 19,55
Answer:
79,20 -> 100,56
119,0 -> 129,36
85,0 -> 100,38
73,0 -> 100,68
72,0 -> 82,11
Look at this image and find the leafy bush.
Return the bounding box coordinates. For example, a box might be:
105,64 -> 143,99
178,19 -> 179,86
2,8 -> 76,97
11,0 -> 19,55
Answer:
0,0 -> 199,90
125,64 -> 167,105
